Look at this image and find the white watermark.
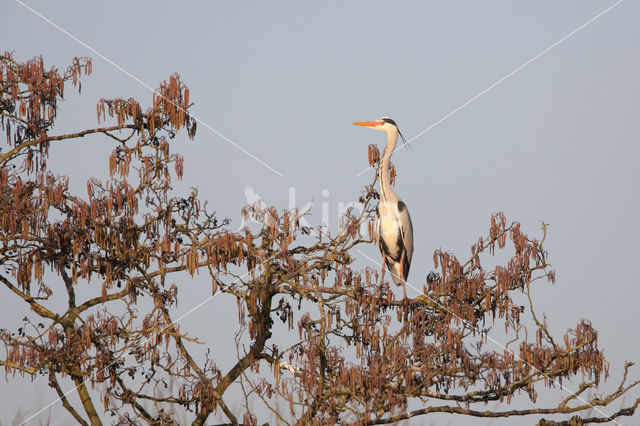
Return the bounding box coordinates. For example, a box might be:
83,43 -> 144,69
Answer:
240,186 -> 367,237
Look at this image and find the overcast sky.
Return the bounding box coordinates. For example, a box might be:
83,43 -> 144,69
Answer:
2,1 -> 640,424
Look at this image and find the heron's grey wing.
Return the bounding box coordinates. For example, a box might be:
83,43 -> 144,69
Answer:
397,201 -> 414,274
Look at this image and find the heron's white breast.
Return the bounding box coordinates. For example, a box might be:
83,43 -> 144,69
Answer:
378,215 -> 400,240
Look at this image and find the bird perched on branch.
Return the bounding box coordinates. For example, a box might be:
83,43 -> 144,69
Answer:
354,117 -> 413,299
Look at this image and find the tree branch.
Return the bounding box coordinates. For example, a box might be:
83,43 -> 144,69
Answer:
0,124 -> 137,165
49,372 -> 89,426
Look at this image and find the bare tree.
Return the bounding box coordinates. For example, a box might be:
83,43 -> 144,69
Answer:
1,53 -> 638,425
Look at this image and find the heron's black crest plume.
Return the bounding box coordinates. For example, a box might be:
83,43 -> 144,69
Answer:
398,128 -> 410,149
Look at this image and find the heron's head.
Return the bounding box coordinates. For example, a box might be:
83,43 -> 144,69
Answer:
353,117 -> 408,145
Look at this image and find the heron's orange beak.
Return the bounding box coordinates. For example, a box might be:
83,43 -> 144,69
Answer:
353,121 -> 383,127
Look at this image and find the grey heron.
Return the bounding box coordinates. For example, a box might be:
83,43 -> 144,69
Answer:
354,117 -> 414,299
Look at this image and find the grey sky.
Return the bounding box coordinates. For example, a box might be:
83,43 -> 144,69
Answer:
2,0 -> 639,424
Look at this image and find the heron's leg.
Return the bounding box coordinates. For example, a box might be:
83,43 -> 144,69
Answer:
380,256 -> 387,283
400,261 -> 408,301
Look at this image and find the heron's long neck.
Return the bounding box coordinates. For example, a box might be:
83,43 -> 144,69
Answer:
378,130 -> 398,203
